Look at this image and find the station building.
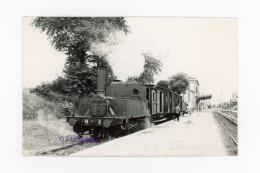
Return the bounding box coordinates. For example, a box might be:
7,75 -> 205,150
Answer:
230,93 -> 238,107
183,77 -> 200,110
183,77 -> 212,110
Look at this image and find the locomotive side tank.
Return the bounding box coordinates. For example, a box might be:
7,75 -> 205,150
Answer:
106,82 -> 150,119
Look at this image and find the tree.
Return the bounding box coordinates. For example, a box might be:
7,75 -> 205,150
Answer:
61,56 -> 115,94
32,17 -> 129,95
168,73 -> 189,94
127,52 -> 162,84
157,80 -> 169,89
126,75 -> 140,84
32,17 -> 129,66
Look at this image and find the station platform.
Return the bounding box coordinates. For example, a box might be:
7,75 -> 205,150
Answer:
71,111 -> 227,156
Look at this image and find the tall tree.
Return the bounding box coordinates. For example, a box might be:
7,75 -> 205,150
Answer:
32,17 -> 129,95
127,52 -> 162,84
32,17 -> 129,66
168,73 -> 189,94
60,56 -> 115,94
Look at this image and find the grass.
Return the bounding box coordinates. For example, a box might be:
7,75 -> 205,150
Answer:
22,89 -> 77,155
23,119 -> 76,155
23,89 -> 65,120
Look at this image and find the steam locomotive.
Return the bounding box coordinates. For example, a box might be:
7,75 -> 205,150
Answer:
66,67 -> 183,138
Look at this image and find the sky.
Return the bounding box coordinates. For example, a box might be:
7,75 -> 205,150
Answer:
23,17 -> 237,104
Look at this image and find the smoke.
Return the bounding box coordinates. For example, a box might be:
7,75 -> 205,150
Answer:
90,20 -> 165,82
90,23 -> 126,57
90,42 -> 115,57
37,110 -> 56,121
90,31 -> 146,81
37,110 -> 74,136
107,40 -> 146,80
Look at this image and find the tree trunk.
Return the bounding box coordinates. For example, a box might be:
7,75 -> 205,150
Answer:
78,49 -> 86,65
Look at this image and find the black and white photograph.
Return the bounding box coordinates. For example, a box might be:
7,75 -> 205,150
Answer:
23,17 -> 237,156
2,0 -> 260,173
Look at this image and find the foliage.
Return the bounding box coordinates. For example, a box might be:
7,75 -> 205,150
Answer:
32,17 -> 129,95
32,17 -> 129,64
127,52 -> 162,84
58,56 -> 115,95
157,80 -> 169,89
31,58 -> 115,97
221,102 -> 230,109
168,73 -> 189,94
139,52 -> 162,84
126,75 -> 140,84
23,89 -> 65,120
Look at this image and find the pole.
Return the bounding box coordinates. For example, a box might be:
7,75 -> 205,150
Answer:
221,91 -> 222,108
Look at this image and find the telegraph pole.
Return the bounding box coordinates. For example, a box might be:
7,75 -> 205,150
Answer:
221,91 -> 223,108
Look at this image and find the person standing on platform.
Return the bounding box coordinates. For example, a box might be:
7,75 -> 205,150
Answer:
175,105 -> 181,121
187,104 -> 191,116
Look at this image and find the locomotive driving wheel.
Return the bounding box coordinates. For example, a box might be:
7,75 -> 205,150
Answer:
126,122 -> 137,134
73,122 -> 83,134
90,130 -> 99,138
103,132 -> 112,140
136,117 -> 151,130
77,133 -> 83,139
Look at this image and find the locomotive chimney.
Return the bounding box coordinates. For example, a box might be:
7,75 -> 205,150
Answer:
97,66 -> 105,97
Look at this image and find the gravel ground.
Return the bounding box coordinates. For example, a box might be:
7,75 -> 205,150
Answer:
215,109 -> 237,124
212,111 -> 238,155
71,111 -> 228,156
214,112 -> 237,142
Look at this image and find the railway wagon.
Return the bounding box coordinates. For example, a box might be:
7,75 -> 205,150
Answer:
144,85 -> 182,122
66,66 -> 183,138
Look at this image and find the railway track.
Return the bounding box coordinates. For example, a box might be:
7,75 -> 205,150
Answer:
215,110 -> 237,124
38,141 -> 85,155
37,137 -> 113,156
37,117 -> 169,156
213,110 -> 238,146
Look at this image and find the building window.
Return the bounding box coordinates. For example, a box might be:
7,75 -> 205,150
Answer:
146,88 -> 149,100
160,92 -> 162,112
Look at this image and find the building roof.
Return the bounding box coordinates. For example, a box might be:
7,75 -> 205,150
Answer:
196,94 -> 212,101
188,76 -> 199,85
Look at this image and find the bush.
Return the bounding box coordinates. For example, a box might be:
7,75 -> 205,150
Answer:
23,89 -> 65,120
